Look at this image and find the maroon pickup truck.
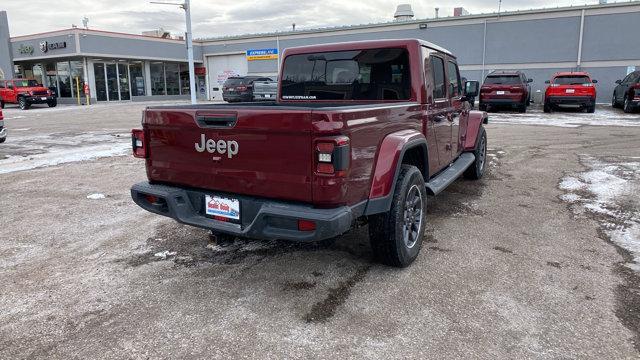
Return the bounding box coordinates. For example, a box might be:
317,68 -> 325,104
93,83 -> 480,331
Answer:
131,39 -> 488,267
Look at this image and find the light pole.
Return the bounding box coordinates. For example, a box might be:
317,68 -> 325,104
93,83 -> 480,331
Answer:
151,0 -> 197,104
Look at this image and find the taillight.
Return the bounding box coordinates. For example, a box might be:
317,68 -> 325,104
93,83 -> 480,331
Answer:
132,129 -> 147,158
315,136 -> 350,176
297,219 -> 316,231
632,85 -> 640,100
236,85 -> 247,91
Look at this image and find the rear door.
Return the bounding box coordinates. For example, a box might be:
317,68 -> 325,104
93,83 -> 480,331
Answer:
144,106 -> 315,203
428,55 -> 452,168
446,59 -> 464,156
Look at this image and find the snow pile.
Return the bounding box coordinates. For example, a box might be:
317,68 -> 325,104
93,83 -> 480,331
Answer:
489,107 -> 640,128
86,193 -> 106,200
154,250 -> 177,259
559,156 -> 640,271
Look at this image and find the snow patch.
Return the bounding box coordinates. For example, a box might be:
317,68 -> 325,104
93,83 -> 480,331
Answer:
559,156 -> 640,271
154,250 -> 177,259
86,193 -> 106,200
489,107 -> 640,128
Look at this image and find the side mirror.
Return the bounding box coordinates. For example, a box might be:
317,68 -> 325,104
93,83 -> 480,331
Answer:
615,79 -> 622,84
592,79 -> 598,84
527,78 -> 533,83
464,80 -> 479,98
545,80 -> 551,84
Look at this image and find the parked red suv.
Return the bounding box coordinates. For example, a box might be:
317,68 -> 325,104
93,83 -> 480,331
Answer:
479,71 -> 532,113
612,70 -> 640,113
544,72 -> 597,113
0,79 -> 57,110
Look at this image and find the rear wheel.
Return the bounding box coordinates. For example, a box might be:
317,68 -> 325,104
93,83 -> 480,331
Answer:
0,137 -> 5,143
47,99 -> 57,108
543,102 -> 552,113
623,96 -> 634,113
18,97 -> 29,110
0,100 -> 4,109
518,102 -> 527,113
464,127 -> 487,180
612,93 -> 619,108
479,103 -> 487,112
587,105 -> 596,113
369,165 -> 426,268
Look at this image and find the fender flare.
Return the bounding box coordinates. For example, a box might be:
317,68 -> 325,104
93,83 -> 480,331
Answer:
463,110 -> 488,151
364,129 -> 428,216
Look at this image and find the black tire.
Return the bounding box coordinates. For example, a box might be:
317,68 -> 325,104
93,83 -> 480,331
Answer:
526,95 -> 531,106
0,137 -> 5,143
612,93 -> 619,108
587,105 -> 595,113
464,127 -> 487,180
369,165 -> 426,268
479,103 -> 487,112
518,103 -> 527,113
0,100 -> 4,109
543,102 -> 552,113
623,96 -> 634,113
47,99 -> 57,108
18,97 -> 29,110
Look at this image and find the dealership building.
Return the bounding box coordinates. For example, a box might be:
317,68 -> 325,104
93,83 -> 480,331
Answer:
1,1 -> 639,104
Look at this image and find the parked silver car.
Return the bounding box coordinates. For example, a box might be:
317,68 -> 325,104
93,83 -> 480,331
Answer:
253,80 -> 278,101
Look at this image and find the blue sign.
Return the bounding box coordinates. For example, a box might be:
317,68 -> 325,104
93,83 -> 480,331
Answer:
246,48 -> 278,60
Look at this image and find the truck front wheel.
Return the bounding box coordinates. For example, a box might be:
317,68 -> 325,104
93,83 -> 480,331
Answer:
464,127 -> 487,180
369,165 -> 426,267
18,97 -> 29,110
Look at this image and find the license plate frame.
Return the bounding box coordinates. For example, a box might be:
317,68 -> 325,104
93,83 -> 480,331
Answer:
205,195 -> 240,220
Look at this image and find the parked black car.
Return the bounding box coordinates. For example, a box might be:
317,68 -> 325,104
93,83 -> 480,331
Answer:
612,70 -> 640,113
222,76 -> 273,102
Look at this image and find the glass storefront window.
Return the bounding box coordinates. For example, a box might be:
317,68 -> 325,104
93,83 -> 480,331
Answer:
150,62 -> 165,95
56,62 -> 72,98
106,64 -> 119,101
45,63 -> 58,96
32,64 -> 44,85
94,63 -> 107,101
130,62 -> 145,97
70,61 -> 85,99
165,63 -> 180,95
180,64 -> 190,95
118,63 -> 130,101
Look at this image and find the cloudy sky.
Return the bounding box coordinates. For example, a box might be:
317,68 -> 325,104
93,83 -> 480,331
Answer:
3,0 -> 598,39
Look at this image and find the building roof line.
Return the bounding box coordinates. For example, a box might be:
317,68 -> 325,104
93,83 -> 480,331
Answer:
11,27 -> 186,43
196,0 -> 640,43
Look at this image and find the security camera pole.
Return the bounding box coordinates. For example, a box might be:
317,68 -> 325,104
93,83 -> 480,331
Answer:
151,0 -> 197,104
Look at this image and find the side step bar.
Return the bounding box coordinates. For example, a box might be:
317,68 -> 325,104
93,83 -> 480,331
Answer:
425,152 -> 475,195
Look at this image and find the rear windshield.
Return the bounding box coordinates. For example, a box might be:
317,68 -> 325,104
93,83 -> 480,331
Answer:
281,48 -> 411,101
224,78 -> 254,86
553,75 -> 591,85
14,80 -> 39,87
484,76 -> 520,85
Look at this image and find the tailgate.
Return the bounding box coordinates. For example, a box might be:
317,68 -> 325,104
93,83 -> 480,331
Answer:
144,107 -> 314,203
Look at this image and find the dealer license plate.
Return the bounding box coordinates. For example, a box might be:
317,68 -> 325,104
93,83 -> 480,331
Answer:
496,91 -> 505,95
566,89 -> 575,94
205,195 -> 240,220
41,97 -> 47,101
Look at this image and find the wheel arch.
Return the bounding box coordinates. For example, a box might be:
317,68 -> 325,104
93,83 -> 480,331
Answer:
463,110 -> 488,151
364,130 -> 429,216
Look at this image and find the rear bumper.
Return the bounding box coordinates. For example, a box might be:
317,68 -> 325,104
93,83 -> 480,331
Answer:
480,97 -> 524,106
222,93 -> 252,102
546,96 -> 594,107
131,181 -> 359,242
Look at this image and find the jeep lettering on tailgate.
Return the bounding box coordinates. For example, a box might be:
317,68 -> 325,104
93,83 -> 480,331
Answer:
194,134 -> 239,158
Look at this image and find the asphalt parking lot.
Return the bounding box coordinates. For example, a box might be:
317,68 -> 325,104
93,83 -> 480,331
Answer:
1,102 -> 639,359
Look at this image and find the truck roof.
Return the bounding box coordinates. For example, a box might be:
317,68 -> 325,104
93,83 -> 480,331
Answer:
282,39 -> 453,58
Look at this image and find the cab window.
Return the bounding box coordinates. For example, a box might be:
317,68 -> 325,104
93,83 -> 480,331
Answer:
447,61 -> 461,97
430,56 -> 446,99
0,81 -> 4,88
6,81 -> 13,89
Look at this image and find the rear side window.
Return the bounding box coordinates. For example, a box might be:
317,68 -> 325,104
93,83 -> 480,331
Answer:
6,82 -> 13,89
553,76 -> 591,85
430,56 -> 446,99
281,48 -> 411,101
447,61 -> 461,97
224,78 -> 250,86
0,81 -> 4,89
484,76 -> 520,85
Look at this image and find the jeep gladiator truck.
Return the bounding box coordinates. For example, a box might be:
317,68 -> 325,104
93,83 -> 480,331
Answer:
131,39 -> 487,267
0,79 -> 57,110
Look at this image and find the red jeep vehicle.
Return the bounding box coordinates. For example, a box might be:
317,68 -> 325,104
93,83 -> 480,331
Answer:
479,70 -> 532,113
130,39 -> 487,267
0,79 -> 57,110
544,72 -> 597,113
0,107 -> 5,143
